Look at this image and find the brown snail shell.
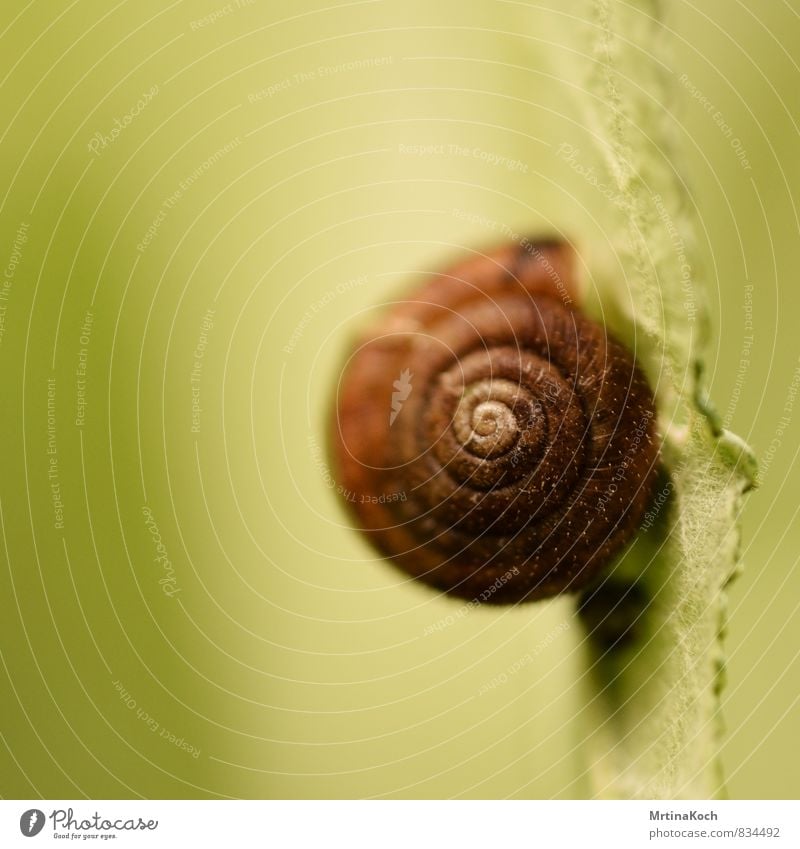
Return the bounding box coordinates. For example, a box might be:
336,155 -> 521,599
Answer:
329,239 -> 659,604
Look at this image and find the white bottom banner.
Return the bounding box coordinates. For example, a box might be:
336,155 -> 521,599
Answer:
1,800 -> 797,848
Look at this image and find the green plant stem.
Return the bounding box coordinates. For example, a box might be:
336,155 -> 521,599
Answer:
578,0 -> 755,799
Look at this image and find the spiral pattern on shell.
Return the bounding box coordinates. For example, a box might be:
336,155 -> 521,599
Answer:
330,240 -> 659,604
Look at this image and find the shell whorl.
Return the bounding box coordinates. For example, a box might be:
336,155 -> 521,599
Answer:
330,240 -> 659,604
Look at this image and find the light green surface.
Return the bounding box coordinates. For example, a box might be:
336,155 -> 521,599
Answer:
0,0 -> 796,799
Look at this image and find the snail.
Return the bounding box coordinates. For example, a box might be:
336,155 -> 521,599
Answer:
329,239 -> 659,604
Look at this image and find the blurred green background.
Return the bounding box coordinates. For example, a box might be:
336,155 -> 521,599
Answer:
0,0 -> 797,799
